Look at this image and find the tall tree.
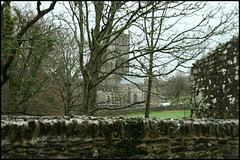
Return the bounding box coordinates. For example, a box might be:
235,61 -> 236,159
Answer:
1,1 -> 56,88
144,2 -> 158,118
62,1 -> 159,115
47,29 -> 82,116
132,1 -> 238,117
1,3 -> 59,114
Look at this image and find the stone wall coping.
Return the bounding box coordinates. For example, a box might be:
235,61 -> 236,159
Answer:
1,115 -> 239,122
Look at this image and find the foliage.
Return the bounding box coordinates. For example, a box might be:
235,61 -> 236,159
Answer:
164,72 -> 190,104
1,1 -> 57,114
1,1 -> 56,88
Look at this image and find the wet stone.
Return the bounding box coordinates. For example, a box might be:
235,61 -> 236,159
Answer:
194,143 -> 207,151
152,144 -> 168,154
184,152 -> 195,158
1,145 -> 13,152
1,116 -> 239,159
218,138 -> 228,144
170,140 -> 182,146
229,141 -> 238,145
8,152 -> 27,159
186,145 -> 194,151
62,152 -> 78,156
68,147 -> 83,152
196,137 -> 208,144
43,150 -> 59,155
171,146 -> 184,153
26,148 -> 38,155
15,147 -> 26,153
197,151 -> 210,158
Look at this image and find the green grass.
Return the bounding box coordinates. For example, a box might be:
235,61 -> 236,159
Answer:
124,109 -> 191,119
170,95 -> 191,105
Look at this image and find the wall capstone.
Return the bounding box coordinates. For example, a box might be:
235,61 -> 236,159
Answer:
1,116 -> 239,159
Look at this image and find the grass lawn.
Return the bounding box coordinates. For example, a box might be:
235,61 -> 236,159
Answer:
124,109 -> 191,119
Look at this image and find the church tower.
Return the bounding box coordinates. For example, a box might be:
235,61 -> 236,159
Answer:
103,30 -> 131,77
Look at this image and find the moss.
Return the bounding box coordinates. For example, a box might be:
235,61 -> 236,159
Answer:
125,118 -> 144,141
113,139 -> 136,158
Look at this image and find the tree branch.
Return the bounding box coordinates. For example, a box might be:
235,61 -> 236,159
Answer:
89,100 -> 146,114
1,1 -> 56,88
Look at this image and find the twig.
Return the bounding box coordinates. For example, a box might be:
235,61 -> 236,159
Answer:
1,111 -> 43,116
89,101 -> 145,114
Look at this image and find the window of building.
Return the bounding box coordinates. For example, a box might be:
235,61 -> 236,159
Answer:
133,94 -> 138,103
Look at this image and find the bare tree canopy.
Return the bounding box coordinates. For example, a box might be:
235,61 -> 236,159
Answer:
1,1 -> 238,116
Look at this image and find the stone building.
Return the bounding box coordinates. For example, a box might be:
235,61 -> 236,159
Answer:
97,30 -> 164,106
190,35 -> 239,119
97,31 -> 131,105
97,75 -> 163,106
102,30 -> 130,76
118,76 -> 146,104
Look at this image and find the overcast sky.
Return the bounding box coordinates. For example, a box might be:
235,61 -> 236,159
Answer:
12,1 -> 239,77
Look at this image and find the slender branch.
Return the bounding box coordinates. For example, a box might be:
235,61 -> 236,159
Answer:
1,111 -> 44,116
89,100 -> 146,114
1,1 -> 56,88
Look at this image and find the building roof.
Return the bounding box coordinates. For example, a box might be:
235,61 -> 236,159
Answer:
118,76 -> 145,84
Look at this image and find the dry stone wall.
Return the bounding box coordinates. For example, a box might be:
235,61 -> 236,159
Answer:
1,116 -> 239,159
190,36 -> 239,119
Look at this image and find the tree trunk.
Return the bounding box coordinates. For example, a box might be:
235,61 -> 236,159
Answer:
82,52 -> 100,115
145,4 -> 154,118
65,98 -> 71,116
82,77 -> 90,115
145,51 -> 153,118
82,76 -> 99,115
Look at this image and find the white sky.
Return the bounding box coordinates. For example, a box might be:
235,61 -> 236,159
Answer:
12,1 -> 239,77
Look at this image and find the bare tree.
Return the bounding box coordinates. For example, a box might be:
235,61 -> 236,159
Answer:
61,1 -> 160,115
47,29 -> 82,116
144,2 -> 157,118
165,72 -> 190,104
131,1 -> 238,118
58,1 -> 238,116
2,1 -> 237,117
